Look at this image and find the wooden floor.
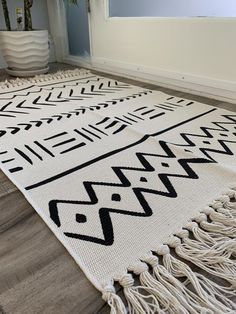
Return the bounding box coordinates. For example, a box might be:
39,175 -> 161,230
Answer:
0,63 -> 235,314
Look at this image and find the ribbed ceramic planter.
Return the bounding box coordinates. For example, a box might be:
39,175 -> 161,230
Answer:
0,30 -> 49,77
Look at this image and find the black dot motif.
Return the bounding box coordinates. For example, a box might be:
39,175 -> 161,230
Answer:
203,141 -> 210,145
161,162 -> 169,168
140,177 -> 148,182
76,214 -> 87,223
112,193 -> 121,202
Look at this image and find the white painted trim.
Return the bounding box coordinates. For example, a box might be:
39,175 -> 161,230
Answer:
64,55 -> 92,69
64,55 -> 236,104
103,0 -> 110,20
103,0 -> 236,21
87,0 -> 94,58
47,0 -> 93,62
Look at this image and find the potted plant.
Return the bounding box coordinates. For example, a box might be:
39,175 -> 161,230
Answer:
0,0 -> 77,77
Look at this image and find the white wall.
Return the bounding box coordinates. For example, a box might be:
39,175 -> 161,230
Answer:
88,1 -> 236,102
0,0 -> 51,69
110,0 -> 236,17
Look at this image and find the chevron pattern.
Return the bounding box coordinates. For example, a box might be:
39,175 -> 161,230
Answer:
0,92 -> 190,137
0,76 -> 193,138
0,78 -> 132,115
0,91 -> 153,137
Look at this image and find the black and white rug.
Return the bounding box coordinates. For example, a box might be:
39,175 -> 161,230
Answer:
0,69 -> 236,313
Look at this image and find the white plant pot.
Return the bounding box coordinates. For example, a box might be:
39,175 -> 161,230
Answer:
0,30 -> 49,77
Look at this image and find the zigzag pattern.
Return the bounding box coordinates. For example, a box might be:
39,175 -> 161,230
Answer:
167,115 -> 236,162
49,115 -> 236,245
49,141 -> 210,245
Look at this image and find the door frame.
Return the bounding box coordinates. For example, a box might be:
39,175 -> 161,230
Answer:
47,0 -> 93,68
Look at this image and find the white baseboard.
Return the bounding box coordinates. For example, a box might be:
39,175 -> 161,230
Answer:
64,55 -> 236,104
64,55 -> 92,70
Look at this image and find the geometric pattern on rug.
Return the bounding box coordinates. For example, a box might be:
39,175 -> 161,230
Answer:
48,114 -> 236,246
1,70 -> 236,313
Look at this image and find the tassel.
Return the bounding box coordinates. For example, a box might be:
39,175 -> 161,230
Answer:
177,232 -> 236,308
191,272 -> 236,309
128,261 -> 188,314
220,188 -> 236,215
102,185 -> 236,314
193,214 -> 236,258
182,221 -> 236,256
0,69 -> 91,90
194,212 -> 236,242
118,273 -> 163,314
171,230 -> 236,285
156,243 -> 235,313
200,188 -> 236,237
210,193 -> 236,220
194,213 -> 234,241
209,207 -> 236,227
143,253 -> 211,314
215,198 -> 236,218
144,252 -> 236,313
185,218 -> 218,245
102,283 -> 127,314
223,202 -> 236,215
200,217 -> 236,238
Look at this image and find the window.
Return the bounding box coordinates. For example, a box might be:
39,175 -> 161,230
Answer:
109,0 -> 236,18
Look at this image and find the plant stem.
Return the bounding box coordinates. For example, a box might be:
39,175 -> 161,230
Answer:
24,0 -> 33,31
1,0 -> 11,31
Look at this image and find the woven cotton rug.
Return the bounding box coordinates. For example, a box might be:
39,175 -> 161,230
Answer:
0,69 -> 236,313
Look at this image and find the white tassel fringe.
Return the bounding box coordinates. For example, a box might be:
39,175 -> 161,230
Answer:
0,68 -> 91,90
103,186 -> 236,314
102,283 -> 127,314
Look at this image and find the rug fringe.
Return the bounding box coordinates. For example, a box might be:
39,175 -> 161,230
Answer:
102,283 -> 127,314
102,185 -> 236,313
0,68 -> 91,90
